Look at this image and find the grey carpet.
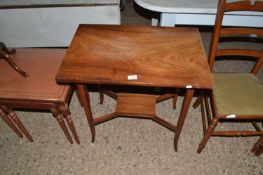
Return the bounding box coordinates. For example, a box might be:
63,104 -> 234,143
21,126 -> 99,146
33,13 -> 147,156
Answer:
0,0 -> 263,174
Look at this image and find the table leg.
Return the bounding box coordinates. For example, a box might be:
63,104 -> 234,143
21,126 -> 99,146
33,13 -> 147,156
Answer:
174,89 -> 194,151
51,106 -> 73,144
0,107 -> 23,138
60,104 -> 80,144
76,84 -> 95,142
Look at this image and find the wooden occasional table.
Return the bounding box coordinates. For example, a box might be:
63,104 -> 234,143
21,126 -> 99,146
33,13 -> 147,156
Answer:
56,25 -> 213,151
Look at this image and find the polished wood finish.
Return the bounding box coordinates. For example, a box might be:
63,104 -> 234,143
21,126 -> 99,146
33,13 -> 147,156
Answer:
174,89 -> 194,151
50,106 -> 73,144
56,25 -> 213,150
93,92 -> 178,132
76,84 -> 95,142
0,106 -> 24,139
197,0 -> 263,155
56,25 -> 212,89
116,93 -> 156,117
0,48 -> 79,144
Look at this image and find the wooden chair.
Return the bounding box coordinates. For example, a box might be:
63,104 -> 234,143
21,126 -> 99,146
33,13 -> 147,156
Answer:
0,47 -> 79,144
197,0 -> 263,155
251,135 -> 263,156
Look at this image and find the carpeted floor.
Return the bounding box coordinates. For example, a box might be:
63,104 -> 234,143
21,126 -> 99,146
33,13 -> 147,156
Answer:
0,1 -> 262,174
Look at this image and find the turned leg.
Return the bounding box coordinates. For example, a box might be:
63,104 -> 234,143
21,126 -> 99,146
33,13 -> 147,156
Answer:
60,104 -> 80,144
50,106 -> 73,144
197,117 -> 219,153
76,84 -> 95,142
174,89 -> 194,151
2,106 -> 33,142
0,107 -> 23,138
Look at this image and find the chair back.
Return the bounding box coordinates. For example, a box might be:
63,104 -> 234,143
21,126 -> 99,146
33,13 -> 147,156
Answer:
209,0 -> 263,75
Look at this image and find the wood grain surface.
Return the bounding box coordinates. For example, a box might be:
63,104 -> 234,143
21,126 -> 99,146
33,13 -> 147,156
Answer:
56,25 -> 213,89
0,49 -> 70,102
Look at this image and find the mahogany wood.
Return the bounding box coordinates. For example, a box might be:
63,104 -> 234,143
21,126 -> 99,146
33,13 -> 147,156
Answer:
94,113 -> 117,125
153,116 -> 176,132
220,28 -> 263,35
76,84 -> 95,142
102,90 -> 118,100
0,106 -> 24,139
101,91 -> 179,109
56,25 -> 213,151
197,0 -> 263,154
116,93 -> 156,117
174,89 -> 194,151
50,106 -> 73,144
0,48 -> 79,144
60,104 -> 80,144
3,106 -> 33,141
56,25 -> 212,89
251,135 -> 263,156
156,94 -> 175,102
200,100 -> 206,135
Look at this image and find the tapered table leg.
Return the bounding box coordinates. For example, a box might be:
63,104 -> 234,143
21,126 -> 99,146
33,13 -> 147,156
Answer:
0,108 -> 23,138
51,107 -> 73,144
76,84 -> 95,142
61,104 -> 80,144
8,111 -> 33,142
174,89 -> 194,151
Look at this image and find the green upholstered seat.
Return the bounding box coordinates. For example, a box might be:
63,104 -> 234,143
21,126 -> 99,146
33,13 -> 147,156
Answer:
213,73 -> 263,116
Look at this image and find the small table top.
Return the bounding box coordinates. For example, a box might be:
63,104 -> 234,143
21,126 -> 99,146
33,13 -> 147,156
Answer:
56,25 -> 213,89
0,49 -> 70,102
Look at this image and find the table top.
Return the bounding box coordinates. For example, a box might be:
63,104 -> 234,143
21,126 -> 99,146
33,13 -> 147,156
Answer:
0,49 -> 70,102
0,0 -> 119,8
56,25 -> 213,89
134,0 -> 261,14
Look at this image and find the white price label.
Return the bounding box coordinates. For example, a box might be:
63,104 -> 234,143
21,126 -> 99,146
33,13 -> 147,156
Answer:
128,75 -> 138,80
226,114 -> 236,119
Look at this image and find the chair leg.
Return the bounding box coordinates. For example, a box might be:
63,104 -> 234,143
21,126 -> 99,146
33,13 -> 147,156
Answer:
255,144 -> 263,156
197,117 -> 219,153
0,107 -> 23,138
50,106 -> 73,144
251,135 -> 263,156
60,104 -> 80,144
